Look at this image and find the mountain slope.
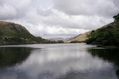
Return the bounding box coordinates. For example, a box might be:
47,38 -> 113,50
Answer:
86,14 -> 119,46
65,32 -> 90,43
0,21 -> 48,45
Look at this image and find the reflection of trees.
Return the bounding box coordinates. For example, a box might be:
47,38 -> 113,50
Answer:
88,48 -> 119,79
0,47 -> 31,68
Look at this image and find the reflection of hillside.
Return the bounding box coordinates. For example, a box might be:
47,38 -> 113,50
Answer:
88,48 -> 119,78
0,47 -> 32,68
88,48 -> 119,66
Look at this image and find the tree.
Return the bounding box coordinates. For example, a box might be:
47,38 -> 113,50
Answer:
113,13 -> 119,21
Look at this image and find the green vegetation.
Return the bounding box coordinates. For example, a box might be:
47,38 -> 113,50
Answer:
0,21 -> 64,45
70,41 -> 82,43
86,14 -> 119,47
0,21 -> 39,44
113,13 -> 119,21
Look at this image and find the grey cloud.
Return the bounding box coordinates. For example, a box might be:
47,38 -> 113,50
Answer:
0,4 -> 17,20
53,0 -> 119,17
0,0 -> 119,38
0,0 -> 31,20
41,13 -> 113,30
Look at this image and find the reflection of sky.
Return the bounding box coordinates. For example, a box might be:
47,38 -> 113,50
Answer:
0,44 -> 117,79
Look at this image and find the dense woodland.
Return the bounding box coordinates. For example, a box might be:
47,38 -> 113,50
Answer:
86,14 -> 119,47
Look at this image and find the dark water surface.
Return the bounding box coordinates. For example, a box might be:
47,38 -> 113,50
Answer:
0,43 -> 118,79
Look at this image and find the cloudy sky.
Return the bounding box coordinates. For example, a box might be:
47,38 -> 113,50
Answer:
0,0 -> 119,39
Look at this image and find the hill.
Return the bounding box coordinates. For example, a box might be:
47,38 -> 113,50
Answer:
86,14 -> 119,47
65,32 -> 90,43
0,21 -> 49,45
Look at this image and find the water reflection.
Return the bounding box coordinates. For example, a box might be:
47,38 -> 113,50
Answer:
0,47 -> 31,68
88,48 -> 119,79
0,44 -> 118,79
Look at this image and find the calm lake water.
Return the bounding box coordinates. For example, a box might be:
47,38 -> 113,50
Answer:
0,43 -> 118,79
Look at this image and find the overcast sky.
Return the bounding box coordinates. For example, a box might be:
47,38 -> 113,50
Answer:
0,0 -> 119,39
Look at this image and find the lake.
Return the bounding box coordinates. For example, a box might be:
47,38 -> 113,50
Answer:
0,43 -> 118,79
